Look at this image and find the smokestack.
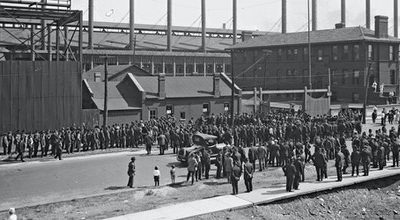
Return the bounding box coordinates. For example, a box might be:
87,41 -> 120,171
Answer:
312,0 -> 317,31
341,0 -> 346,26
88,0 -> 94,49
375,15 -> 389,38
129,0 -> 135,50
201,0 -> 206,52
233,0 -> 237,45
395,0 -> 398,37
366,0 -> 371,29
282,0 -> 287,33
167,0 -> 172,51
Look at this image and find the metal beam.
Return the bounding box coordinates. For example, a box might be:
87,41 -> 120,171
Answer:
242,89 -> 329,95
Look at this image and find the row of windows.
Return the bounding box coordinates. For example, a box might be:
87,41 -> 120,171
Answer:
139,63 -> 232,74
149,103 -> 230,120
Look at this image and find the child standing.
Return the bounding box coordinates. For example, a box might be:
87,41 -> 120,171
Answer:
170,165 -> 176,184
153,166 -> 160,186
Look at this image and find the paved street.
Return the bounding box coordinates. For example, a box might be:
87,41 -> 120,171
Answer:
0,149 -> 188,211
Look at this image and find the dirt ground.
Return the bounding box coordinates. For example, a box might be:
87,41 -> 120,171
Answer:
0,161 -> 334,220
192,176 -> 400,220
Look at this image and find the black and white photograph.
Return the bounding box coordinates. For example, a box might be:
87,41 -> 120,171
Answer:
0,0 -> 400,219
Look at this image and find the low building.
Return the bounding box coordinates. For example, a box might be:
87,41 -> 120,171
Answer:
83,72 -> 241,124
229,16 -> 400,104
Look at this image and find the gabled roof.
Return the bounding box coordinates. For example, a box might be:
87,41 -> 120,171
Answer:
229,27 -> 400,50
85,77 -> 142,111
134,73 -> 240,99
83,64 -> 150,82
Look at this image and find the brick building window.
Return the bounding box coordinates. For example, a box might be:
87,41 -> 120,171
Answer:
202,103 -> 209,115
165,64 -> 174,74
286,69 -> 292,76
176,64 -> 184,74
149,109 -> 157,120
206,64 -> 214,74
353,45 -> 360,60
317,49 -> 323,61
154,63 -> 163,74
303,47 -> 308,61
342,69 -> 348,84
166,105 -> 173,115
196,63 -> 204,74
332,46 -> 338,61
277,49 -> 283,60
390,70 -> 396,84
368,44 -> 373,60
353,70 -> 360,85
287,49 -> 293,60
293,49 -> 298,59
224,103 -> 230,112
390,45 -> 395,61
331,69 -> 337,85
343,45 -> 350,60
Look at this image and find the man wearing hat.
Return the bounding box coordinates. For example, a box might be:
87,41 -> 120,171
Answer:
392,139 -> 399,167
127,157 -> 136,188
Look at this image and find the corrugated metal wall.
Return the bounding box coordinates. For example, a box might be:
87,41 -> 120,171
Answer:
0,61 -> 82,133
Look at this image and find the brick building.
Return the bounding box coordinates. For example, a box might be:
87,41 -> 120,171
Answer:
83,72 -> 241,124
229,16 -> 400,104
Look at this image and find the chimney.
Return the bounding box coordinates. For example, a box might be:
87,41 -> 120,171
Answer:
282,0 -> 287,33
341,0 -> 346,26
158,73 -> 166,100
167,0 -> 172,51
88,0 -> 94,49
241,31 -> 253,42
129,0 -> 135,51
312,0 -> 317,31
201,0 -> 206,52
213,72 -> 221,98
335,23 -> 346,29
395,0 -> 398,37
375,16 -> 389,38
366,0 -> 371,29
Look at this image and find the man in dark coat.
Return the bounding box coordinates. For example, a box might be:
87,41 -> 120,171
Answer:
248,145 -> 258,170
127,157 -> 136,188
243,158 -> 254,192
361,145 -> 372,176
215,151 -> 223,178
293,157 -> 302,190
351,146 -> 361,176
231,160 -> 242,195
203,150 -> 211,179
377,144 -> 385,170
392,140 -> 399,167
335,149 -> 344,182
282,159 -> 297,192
311,148 -> 324,181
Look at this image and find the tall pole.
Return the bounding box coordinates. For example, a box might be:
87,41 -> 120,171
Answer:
366,0 -> 371,29
167,0 -> 172,51
103,57 -> 109,129
308,0 -> 312,89
363,63 -> 372,124
282,0 -> 287,33
230,51 -> 235,128
233,0 -> 237,45
395,0 -> 398,37
88,0 -> 94,49
129,0 -> 135,51
201,0 -> 206,52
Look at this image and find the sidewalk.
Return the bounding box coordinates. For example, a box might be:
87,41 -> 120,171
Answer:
106,165 -> 400,220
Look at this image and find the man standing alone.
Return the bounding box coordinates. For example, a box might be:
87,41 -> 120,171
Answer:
243,158 -> 254,192
127,157 -> 136,188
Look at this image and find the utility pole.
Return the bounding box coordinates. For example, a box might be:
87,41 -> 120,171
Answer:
230,52 -> 235,128
363,63 -> 372,124
101,56 -> 111,128
308,0 -> 312,89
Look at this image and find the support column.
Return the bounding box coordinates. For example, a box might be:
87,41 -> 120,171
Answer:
64,26 -> 69,61
79,11 -> 83,63
253,87 -> 257,115
47,25 -> 52,61
167,0 -> 172,51
30,25 -> 35,61
56,25 -> 60,61
259,87 -> 263,113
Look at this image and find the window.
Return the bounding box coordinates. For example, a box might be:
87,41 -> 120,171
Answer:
225,64 -> 232,73
302,69 -> 308,84
390,45 -> 395,61
342,69 -> 348,84
206,64 -> 214,74
94,72 -> 101,82
303,47 -> 309,61
165,64 -> 174,74
166,105 -> 173,115
390,70 -> 396,84
368,44 -> 373,60
180,112 -> 186,120
293,49 -> 298,58
176,64 -> 184,74
352,93 -> 360,102
186,64 -> 194,74
353,45 -> 360,60
216,64 -> 224,73
277,49 -> 283,60
154,63 -> 163,74
331,69 -> 337,85
196,63 -> 204,74
224,103 -> 230,112
149,109 -> 157,120
343,45 -> 350,60
353,70 -> 360,85
286,69 -> 292,76
332,46 -> 338,61
292,69 -> 298,76
142,63 -> 152,73
202,103 -> 209,115
287,49 -> 293,60
317,49 -> 323,61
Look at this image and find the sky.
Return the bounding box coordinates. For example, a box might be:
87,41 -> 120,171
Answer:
71,0 -> 396,34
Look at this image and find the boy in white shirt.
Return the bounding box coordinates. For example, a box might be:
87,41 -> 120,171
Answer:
153,166 -> 160,186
